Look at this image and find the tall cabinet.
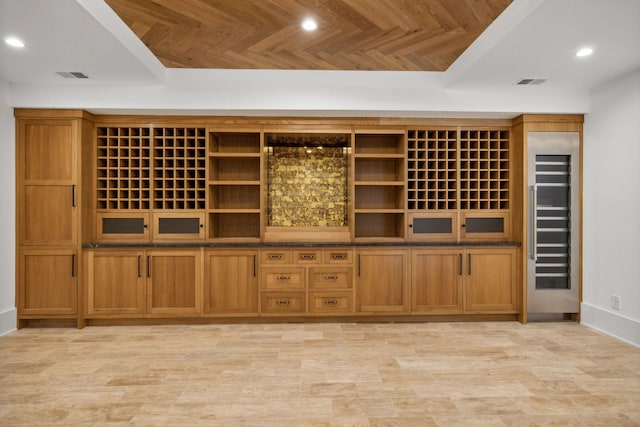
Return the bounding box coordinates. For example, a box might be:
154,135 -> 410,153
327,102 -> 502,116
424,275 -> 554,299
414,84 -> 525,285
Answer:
15,110 -> 92,327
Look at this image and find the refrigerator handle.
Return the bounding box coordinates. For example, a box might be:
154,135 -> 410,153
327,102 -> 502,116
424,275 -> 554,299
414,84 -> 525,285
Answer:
530,185 -> 538,261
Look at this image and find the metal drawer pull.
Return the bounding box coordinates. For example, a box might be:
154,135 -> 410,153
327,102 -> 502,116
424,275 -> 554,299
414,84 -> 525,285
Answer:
323,299 -> 338,305
276,276 -> 290,280
268,254 -> 283,260
324,275 -> 338,280
276,300 -> 290,305
330,254 -> 346,260
299,254 -> 316,260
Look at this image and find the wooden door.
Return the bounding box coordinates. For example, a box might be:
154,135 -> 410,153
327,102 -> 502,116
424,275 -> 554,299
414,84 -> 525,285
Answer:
464,248 -> 517,313
412,249 -> 463,313
87,250 -> 145,315
147,250 -> 201,315
18,249 -> 77,315
356,249 -> 409,313
17,120 -> 78,245
204,250 -> 257,314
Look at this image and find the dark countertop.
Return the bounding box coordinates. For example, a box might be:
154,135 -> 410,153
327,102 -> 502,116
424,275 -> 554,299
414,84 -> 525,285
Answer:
84,241 -> 521,249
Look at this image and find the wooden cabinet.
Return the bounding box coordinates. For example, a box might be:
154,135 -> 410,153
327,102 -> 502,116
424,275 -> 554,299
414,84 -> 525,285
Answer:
86,249 -> 201,316
464,248 -> 517,313
356,249 -> 409,313
411,247 -> 517,314
259,248 -> 355,315
204,250 -> 258,315
95,126 -> 207,243
17,119 -> 79,246
411,249 -> 463,314
407,128 -> 512,242
15,111 -> 91,327
18,249 -> 77,315
86,250 -> 145,315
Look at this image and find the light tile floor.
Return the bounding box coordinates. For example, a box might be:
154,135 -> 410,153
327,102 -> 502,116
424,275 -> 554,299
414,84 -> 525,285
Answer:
0,322 -> 639,426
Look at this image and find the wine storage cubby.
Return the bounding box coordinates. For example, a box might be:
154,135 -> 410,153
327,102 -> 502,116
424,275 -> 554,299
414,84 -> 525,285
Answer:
96,127 -> 151,210
152,127 -> 206,210
459,129 -> 509,210
407,129 -> 457,210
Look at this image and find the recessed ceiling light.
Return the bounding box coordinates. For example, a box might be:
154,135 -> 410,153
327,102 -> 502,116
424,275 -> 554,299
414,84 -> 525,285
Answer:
576,47 -> 594,57
5,36 -> 25,48
301,18 -> 318,32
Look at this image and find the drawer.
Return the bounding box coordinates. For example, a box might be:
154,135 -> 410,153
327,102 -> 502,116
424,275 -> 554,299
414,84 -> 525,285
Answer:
293,249 -> 321,264
309,267 -> 353,289
261,292 -> 305,314
261,250 -> 291,264
309,292 -> 353,314
323,249 -> 353,264
261,267 -> 305,290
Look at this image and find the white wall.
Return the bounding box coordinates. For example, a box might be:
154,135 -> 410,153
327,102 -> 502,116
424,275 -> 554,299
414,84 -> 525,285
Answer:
582,69 -> 640,347
0,80 -> 16,336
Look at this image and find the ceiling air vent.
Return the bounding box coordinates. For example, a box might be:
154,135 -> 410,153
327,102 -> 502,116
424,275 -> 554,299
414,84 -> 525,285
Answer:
56,71 -> 89,79
517,78 -> 547,85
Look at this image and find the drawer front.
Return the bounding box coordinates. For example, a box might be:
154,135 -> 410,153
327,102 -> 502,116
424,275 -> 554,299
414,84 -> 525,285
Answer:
261,292 -> 305,313
323,249 -> 353,264
261,250 -> 292,264
309,292 -> 353,314
293,250 -> 322,264
261,267 -> 305,290
309,267 -> 353,289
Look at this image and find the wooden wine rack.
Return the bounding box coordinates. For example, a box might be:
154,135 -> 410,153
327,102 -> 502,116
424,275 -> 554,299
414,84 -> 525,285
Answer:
407,129 -> 457,210
152,127 -> 206,210
459,129 -> 509,210
96,127 -> 151,210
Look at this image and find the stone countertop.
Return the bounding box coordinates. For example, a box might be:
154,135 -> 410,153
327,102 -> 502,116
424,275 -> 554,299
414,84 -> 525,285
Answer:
84,241 -> 521,248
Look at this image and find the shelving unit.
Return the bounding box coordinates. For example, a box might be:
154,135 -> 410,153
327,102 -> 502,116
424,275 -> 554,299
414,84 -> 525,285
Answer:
96,127 -> 151,210
459,129 -> 509,210
208,131 -> 262,240
407,129 -> 458,210
353,132 -> 405,240
152,127 -> 206,210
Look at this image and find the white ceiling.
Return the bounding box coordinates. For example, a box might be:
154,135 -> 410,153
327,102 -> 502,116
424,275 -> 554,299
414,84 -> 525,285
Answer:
1,0 -> 639,115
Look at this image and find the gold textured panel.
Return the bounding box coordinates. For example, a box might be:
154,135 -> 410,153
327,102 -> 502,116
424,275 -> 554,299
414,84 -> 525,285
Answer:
105,0 -> 511,71
268,145 -> 348,227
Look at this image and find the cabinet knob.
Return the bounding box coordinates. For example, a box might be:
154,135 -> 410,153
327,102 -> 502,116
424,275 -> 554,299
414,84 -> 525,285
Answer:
276,300 -> 290,305
323,299 -> 338,305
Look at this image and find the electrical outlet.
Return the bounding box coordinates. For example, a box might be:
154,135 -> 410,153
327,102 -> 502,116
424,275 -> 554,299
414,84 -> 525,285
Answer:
611,294 -> 621,311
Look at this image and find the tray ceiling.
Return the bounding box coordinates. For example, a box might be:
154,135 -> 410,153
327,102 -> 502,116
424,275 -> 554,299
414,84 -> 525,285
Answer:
105,0 -> 511,71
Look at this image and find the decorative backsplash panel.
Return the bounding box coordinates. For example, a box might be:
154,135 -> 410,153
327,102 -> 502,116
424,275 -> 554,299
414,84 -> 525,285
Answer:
268,144 -> 348,227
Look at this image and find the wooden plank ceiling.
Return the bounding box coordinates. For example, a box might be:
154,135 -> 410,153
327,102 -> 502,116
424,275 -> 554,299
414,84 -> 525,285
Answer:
106,0 -> 511,71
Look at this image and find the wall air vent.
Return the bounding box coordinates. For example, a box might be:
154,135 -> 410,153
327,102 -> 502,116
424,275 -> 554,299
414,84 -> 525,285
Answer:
517,78 -> 547,85
56,71 -> 89,79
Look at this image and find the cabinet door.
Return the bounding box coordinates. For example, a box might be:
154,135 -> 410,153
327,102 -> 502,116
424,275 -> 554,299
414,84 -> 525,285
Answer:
147,251 -> 201,315
464,248 -> 517,313
205,250 -> 258,314
356,249 -> 409,313
18,120 -> 78,246
21,185 -> 77,245
18,249 -> 77,315
412,249 -> 463,314
87,251 -> 145,315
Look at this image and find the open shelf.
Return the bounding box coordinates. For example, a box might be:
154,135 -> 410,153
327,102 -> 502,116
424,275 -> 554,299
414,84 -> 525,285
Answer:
208,213 -> 260,239
353,131 -> 406,240
208,131 -> 262,240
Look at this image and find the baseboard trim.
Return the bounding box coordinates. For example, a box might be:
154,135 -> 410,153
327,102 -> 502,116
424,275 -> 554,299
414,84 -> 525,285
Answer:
0,307 -> 17,337
581,302 -> 640,348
